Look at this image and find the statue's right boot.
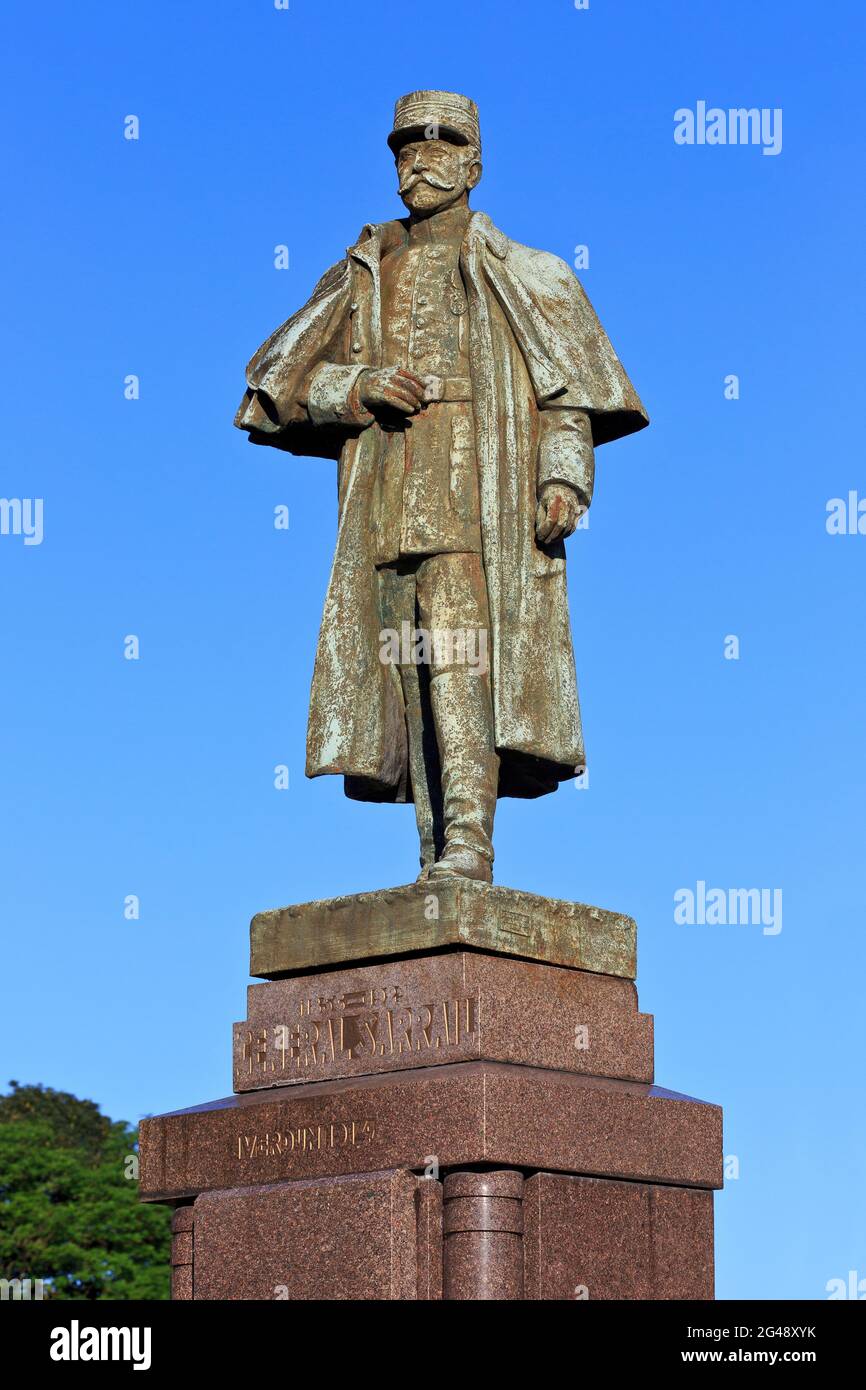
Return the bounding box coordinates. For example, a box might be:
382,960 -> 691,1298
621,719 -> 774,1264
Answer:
377,562 -> 444,882
400,663 -> 443,881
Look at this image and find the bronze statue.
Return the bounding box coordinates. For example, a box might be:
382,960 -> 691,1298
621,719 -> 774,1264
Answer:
235,90 -> 648,884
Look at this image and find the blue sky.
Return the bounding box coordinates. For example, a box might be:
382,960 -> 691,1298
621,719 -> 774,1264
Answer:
1,0 -> 863,1301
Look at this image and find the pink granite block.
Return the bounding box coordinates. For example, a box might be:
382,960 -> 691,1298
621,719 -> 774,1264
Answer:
523,1172 -> 714,1300
234,952 -> 653,1091
140,1062 -> 722,1202
191,1169 -> 438,1301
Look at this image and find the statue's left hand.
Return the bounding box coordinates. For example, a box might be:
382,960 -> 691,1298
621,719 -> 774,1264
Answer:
535,482 -> 584,544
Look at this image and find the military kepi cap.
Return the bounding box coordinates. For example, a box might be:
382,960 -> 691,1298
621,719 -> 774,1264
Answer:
388,90 -> 481,154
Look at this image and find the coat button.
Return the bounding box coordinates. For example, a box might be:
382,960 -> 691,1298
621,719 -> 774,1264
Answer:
415,318 -> 426,329
352,342 -> 362,352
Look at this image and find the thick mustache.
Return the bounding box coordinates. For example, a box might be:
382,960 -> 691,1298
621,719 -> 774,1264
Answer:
399,172 -> 457,194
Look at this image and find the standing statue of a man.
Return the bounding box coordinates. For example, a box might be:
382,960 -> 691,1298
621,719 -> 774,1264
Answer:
235,91 -> 648,884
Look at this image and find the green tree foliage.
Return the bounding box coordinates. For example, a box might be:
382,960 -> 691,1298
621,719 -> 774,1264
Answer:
0,1081 -> 171,1299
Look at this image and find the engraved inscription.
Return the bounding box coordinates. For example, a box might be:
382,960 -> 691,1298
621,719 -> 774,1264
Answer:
235,1119 -> 377,1162
241,990 -> 478,1077
499,909 -> 534,938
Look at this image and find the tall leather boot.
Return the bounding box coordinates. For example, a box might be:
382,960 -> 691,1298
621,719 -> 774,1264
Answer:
399,659 -> 445,879
377,561 -> 446,880
427,666 -> 499,883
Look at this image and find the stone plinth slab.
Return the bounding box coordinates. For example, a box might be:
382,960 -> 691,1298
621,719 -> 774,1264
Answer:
192,1169 -> 442,1300
139,1061 -> 722,1203
250,880 -> 636,980
234,952 -> 653,1091
523,1172 -> 714,1300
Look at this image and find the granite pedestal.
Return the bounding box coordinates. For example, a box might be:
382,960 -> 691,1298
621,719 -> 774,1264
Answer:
141,881 -> 722,1300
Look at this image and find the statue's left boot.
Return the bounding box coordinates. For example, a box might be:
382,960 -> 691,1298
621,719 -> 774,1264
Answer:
427,667 -> 499,883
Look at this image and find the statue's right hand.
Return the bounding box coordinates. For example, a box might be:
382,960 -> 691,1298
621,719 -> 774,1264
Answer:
358,366 -> 427,415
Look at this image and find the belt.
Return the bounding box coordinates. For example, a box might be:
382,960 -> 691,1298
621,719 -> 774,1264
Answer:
420,374 -> 473,403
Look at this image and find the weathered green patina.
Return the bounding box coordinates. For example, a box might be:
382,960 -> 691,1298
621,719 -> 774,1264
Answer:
250,879 -> 637,980
235,91 -> 648,883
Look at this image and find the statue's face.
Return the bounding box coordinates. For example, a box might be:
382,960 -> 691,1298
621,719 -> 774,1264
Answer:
396,137 -> 480,214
